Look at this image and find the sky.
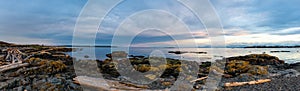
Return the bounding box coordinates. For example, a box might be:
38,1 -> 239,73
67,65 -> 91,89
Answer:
0,0 -> 300,47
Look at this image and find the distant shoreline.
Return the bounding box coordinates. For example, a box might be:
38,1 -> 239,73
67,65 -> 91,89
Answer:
2,41 -> 300,48
244,46 -> 300,48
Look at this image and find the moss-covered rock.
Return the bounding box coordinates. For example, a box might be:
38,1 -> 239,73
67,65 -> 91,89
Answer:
225,60 -> 250,76
98,52 -> 183,79
247,65 -> 268,75
25,57 -> 67,74
226,54 -> 284,66
224,60 -> 269,76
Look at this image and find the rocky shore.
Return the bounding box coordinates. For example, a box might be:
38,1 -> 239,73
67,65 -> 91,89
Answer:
0,45 -> 81,90
94,52 -> 300,90
1,41 -> 300,90
218,54 -> 300,91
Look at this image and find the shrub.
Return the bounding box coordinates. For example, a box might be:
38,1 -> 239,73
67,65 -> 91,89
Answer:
225,60 -> 250,76
136,64 -> 151,72
46,60 -> 67,72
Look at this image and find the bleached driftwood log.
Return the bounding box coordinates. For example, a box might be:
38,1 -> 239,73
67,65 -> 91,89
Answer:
248,79 -> 271,85
224,79 -> 271,87
4,48 -> 27,64
190,76 -> 208,82
0,63 -> 29,72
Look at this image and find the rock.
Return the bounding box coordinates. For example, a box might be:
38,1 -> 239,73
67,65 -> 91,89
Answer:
190,52 -> 207,54
51,78 -> 61,84
8,72 -> 19,77
290,62 -> 300,72
68,82 -> 78,89
129,55 -> 145,59
145,74 -> 157,80
25,86 -> 31,91
226,54 -> 284,66
225,60 -> 250,76
0,76 -> 9,82
148,80 -> 166,89
17,86 -> 23,91
84,55 -> 89,58
49,47 -> 73,52
236,73 -> 258,82
269,69 -> 300,77
117,76 -> 130,82
270,51 -> 290,53
105,54 -> 112,58
168,51 -> 188,54
111,51 -> 127,58
247,65 -> 268,75
162,81 -> 172,86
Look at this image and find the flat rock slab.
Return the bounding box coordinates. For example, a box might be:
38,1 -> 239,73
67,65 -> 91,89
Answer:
73,76 -> 148,90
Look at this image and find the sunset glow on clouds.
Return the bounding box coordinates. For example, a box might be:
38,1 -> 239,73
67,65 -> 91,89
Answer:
0,0 -> 300,47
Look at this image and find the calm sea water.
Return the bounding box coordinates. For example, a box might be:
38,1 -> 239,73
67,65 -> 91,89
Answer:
71,47 -> 300,64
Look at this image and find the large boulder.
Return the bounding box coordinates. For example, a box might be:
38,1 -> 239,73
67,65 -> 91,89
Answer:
106,51 -> 128,59
290,62 -> 300,72
226,54 -> 284,66
269,69 -> 300,77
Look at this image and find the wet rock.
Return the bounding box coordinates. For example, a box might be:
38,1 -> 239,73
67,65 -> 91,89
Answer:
270,51 -> 290,53
105,54 -> 112,58
84,55 -> 89,58
190,51 -> 207,54
129,55 -> 145,59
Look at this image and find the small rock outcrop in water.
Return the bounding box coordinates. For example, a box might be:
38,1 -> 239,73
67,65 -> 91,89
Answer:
270,51 -> 291,53
168,51 -> 207,54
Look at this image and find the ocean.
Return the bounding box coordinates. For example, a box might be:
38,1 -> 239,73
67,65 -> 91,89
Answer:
71,47 -> 300,64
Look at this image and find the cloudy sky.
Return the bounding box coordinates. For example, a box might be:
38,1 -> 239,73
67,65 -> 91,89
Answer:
0,0 -> 300,47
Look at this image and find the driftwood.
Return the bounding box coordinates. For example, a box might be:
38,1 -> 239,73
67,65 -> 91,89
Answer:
73,76 -> 148,90
224,79 -> 271,87
119,81 -> 149,89
190,76 -> 208,82
0,63 -> 29,72
3,48 -> 29,64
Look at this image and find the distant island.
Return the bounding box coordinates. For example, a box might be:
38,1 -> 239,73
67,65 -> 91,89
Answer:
244,45 -> 300,48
